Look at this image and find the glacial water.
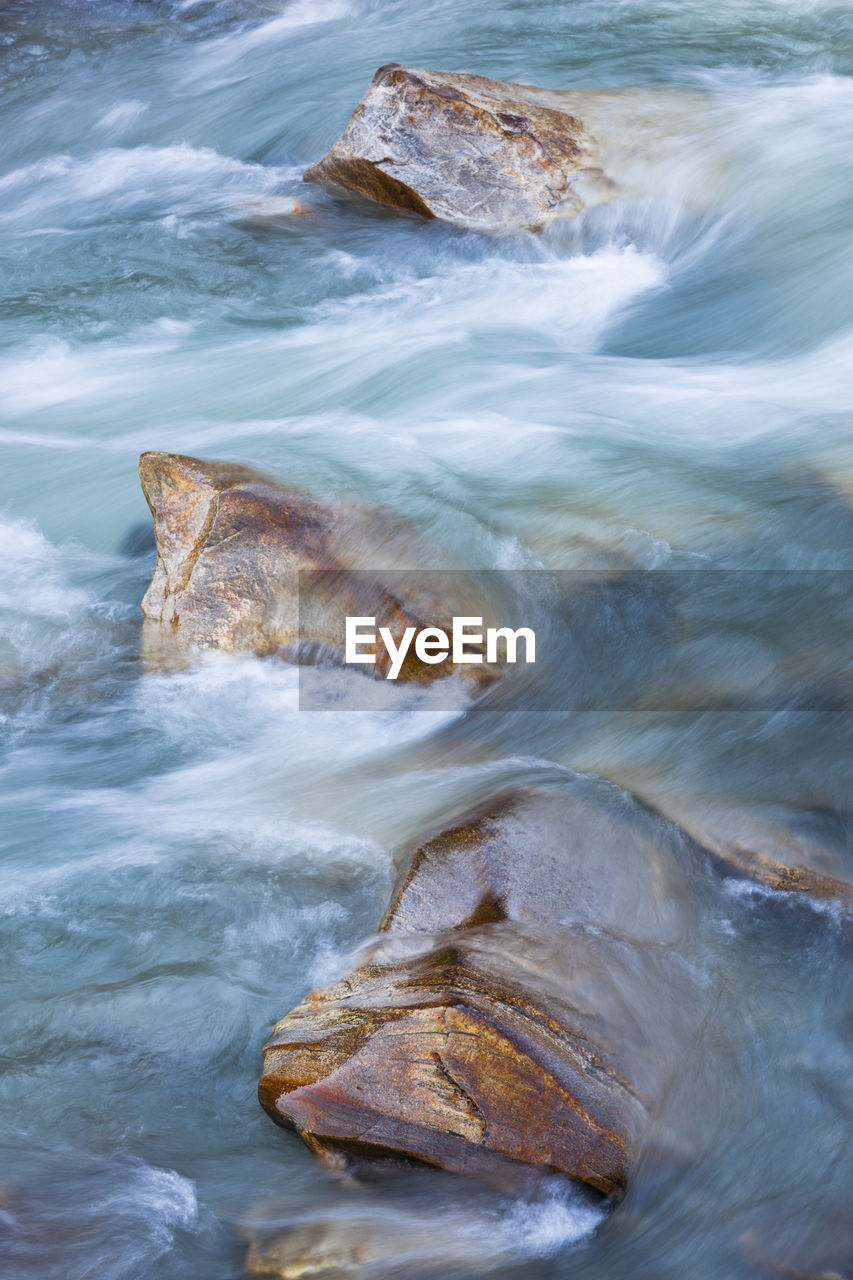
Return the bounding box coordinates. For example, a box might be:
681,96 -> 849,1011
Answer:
1,0 -> 852,1276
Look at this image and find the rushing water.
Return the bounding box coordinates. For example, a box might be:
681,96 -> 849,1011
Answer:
1,1 -> 852,1277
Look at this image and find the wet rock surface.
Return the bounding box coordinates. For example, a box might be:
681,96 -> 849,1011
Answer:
650,792 -> 853,908
240,1170 -> 603,1279
304,64 -> 600,232
260,781 -> 704,1197
244,1203 -> 514,1279
303,65 -> 713,232
138,451 -> 490,681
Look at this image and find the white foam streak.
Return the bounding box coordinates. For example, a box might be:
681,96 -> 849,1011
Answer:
193,0 -> 353,68
2,1155 -> 201,1280
0,144 -> 296,231
310,243 -> 667,353
0,514 -> 91,619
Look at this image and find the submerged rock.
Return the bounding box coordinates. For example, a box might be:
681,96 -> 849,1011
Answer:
229,196 -> 313,226
260,781 -> 703,1197
242,1196 -> 540,1279
672,802 -> 853,907
303,65 -> 713,232
619,781 -> 853,910
738,1218 -> 853,1280
138,451 -> 492,680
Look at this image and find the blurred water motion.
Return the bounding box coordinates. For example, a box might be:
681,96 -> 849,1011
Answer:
0,0 -> 852,1277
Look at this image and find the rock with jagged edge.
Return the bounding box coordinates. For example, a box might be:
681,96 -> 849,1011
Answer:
138,451 -> 494,682
304,66 -> 715,232
260,781 -> 705,1198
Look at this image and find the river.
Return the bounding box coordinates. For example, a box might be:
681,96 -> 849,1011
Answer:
1,1 -> 851,1277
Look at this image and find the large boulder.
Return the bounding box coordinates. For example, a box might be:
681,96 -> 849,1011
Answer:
138,451 -> 492,681
259,781 -> 704,1198
303,66 -> 710,232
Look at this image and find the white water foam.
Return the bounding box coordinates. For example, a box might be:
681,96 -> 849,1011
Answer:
246,1182 -> 603,1277
0,514 -> 92,620
311,242 -> 668,355
0,513 -> 95,709
0,143 -> 297,232
95,99 -> 149,137
193,0 -> 354,66
2,1154 -> 200,1280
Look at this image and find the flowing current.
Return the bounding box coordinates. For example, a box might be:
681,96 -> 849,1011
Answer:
1,1 -> 852,1277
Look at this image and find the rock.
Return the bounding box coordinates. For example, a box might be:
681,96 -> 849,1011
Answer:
620,783 -> 853,910
259,781 -> 703,1197
245,1217 -> 387,1279
674,804 -> 853,906
138,451 -> 493,680
230,196 -> 313,226
242,1197 -> 525,1279
303,66 -> 713,232
738,1221 -> 853,1280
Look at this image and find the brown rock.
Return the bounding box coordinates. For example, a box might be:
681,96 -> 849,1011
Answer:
678,806 -> 853,905
138,451 -> 492,680
260,783 -> 703,1197
624,783 -> 853,909
303,66 -> 712,232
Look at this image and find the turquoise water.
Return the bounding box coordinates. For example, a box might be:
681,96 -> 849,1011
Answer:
1,1 -> 852,1276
